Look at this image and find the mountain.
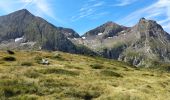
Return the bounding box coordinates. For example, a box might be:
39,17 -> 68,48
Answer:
0,9 -> 96,55
83,21 -> 128,39
74,18 -> 170,67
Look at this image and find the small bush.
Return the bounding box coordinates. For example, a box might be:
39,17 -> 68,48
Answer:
2,56 -> 16,61
21,62 -> 33,66
101,70 -> 123,77
90,64 -> 104,69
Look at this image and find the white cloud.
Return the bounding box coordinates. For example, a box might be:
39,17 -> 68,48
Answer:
114,0 -> 137,6
71,1 -> 106,21
117,0 -> 170,33
21,0 -> 33,3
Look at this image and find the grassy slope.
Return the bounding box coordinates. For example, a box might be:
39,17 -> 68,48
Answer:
0,51 -> 170,100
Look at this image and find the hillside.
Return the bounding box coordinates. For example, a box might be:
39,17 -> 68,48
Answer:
0,51 -> 170,99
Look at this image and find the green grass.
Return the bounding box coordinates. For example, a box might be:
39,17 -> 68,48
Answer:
38,68 -> 79,76
21,62 -> 33,66
100,70 -> 123,77
0,50 -> 170,99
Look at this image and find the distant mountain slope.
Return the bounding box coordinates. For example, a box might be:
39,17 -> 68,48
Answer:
74,18 -> 170,67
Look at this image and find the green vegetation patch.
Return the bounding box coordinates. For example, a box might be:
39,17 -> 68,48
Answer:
2,56 -> 16,61
101,70 -> 123,77
24,70 -> 41,78
21,62 -> 33,66
90,63 -> 104,69
50,53 -> 65,61
0,79 -> 38,98
64,84 -> 103,100
38,68 -> 79,76
34,56 -> 42,64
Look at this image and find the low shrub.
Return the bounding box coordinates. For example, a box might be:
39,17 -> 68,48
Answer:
24,70 -> 40,78
101,70 -> 123,77
51,53 -> 65,61
21,62 -> 33,66
90,64 -> 104,69
2,56 -> 16,61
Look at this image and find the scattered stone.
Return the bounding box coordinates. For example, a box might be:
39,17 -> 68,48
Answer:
41,59 -> 49,65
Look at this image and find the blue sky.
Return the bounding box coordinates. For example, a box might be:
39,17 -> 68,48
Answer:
0,0 -> 169,35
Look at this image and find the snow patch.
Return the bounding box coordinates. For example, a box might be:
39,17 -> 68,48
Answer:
98,33 -> 103,35
15,36 -> 24,42
68,33 -> 72,35
121,30 -> 125,33
108,37 -> 113,39
82,37 -> 86,39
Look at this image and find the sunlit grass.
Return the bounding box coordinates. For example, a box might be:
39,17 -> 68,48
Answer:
0,50 -> 170,99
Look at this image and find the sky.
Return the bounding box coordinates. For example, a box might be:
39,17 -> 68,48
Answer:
0,0 -> 169,35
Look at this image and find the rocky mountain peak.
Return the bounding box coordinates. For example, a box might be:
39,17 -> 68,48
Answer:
137,17 -> 163,31
83,21 -> 128,38
16,9 -> 30,14
104,21 -> 118,26
133,18 -> 166,39
7,9 -> 33,17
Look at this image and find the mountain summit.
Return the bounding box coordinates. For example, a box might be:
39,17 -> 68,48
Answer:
83,21 -> 128,38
